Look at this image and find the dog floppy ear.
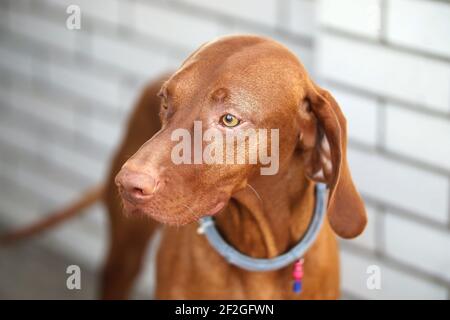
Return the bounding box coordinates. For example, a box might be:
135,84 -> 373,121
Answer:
299,81 -> 367,238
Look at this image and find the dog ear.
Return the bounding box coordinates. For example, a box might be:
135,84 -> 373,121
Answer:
299,81 -> 367,238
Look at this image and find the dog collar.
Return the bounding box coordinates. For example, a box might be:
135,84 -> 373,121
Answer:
197,183 -> 327,273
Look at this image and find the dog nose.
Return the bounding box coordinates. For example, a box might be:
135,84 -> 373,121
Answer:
115,169 -> 158,202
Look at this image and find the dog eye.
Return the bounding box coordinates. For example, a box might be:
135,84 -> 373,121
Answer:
220,114 -> 240,127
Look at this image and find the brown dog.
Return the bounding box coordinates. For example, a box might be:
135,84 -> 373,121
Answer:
1,35 -> 366,299
114,35 -> 367,299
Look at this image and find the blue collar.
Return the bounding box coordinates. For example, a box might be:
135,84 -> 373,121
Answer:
197,183 -> 327,272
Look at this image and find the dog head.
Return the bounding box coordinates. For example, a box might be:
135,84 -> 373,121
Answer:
115,35 -> 366,238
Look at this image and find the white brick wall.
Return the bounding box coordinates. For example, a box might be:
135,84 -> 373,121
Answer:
282,0 -> 317,38
0,0 -> 448,299
384,213 -> 450,283
386,0 -> 450,58
341,250 -> 447,299
318,0 -> 381,39
349,148 -> 448,224
330,86 -> 379,146
385,105 -> 450,171
91,34 -> 172,79
318,0 -> 450,299
318,34 -> 450,113
180,0 -> 279,28
134,2 -> 222,51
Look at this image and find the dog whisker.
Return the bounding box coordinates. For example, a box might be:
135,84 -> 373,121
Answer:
247,183 -> 263,204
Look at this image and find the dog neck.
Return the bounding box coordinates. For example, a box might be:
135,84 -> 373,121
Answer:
214,153 -> 315,259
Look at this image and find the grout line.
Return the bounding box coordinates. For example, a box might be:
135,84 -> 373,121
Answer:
118,0 -> 137,36
379,0 -> 388,44
155,0 -> 314,47
34,0 -> 190,58
348,139 -> 450,178
360,192 -> 449,233
0,84 -> 111,162
323,26 -> 450,64
341,242 -> 450,289
0,32 -> 122,120
3,107 -> 110,168
0,8 -> 312,129
276,0 -> 289,33
5,1 -> 315,91
0,140 -> 94,192
324,79 -> 450,121
375,97 -> 386,153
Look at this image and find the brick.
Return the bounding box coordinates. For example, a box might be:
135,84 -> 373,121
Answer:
387,0 -> 450,58
8,85 -> 77,135
15,163 -> 79,207
6,0 -> 32,12
117,0 -> 135,28
7,10 -> 77,52
0,98 -> 101,186
0,84 -> 12,109
384,213 -> 450,283
341,204 -> 378,250
318,0 -> 381,39
341,249 -> 447,299
88,114 -> 122,150
0,6 -> 8,28
10,87 -> 115,166
2,83 -> 107,158
385,104 -> 450,171
180,0 -> 278,28
118,80 -> 146,116
318,34 -> 450,113
49,62 -> 121,108
0,142 -> 80,210
328,85 -> 378,146
282,0 -> 316,38
348,148 -> 448,224
222,22 -> 315,72
134,2 -> 221,51
0,46 -> 33,79
0,112 -> 41,156
0,174 -> 47,225
44,141 -> 106,183
91,34 -> 171,78
0,143 -> 21,177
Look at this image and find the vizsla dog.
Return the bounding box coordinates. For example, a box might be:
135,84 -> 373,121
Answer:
1,35 -> 366,299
